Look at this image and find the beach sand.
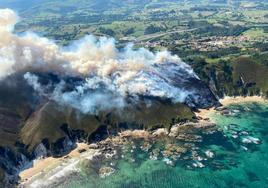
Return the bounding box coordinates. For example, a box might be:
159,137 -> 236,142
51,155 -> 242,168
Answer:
19,143 -> 98,187
196,96 -> 268,119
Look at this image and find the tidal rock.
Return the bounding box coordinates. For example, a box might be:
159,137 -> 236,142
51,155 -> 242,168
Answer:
163,158 -> 173,166
99,166 -> 115,178
242,136 -> 260,144
205,150 -> 214,158
152,128 -> 169,137
88,143 -> 99,149
215,106 -> 227,111
140,142 -> 152,152
162,144 -> 187,159
193,161 -> 205,168
149,155 -> 158,160
169,122 -> 216,137
169,125 -> 180,137
221,110 -> 231,116
105,150 -> 117,159
239,131 -> 249,136
150,148 -> 160,159
78,149 -> 87,153
233,109 -> 240,113
176,134 -> 203,142
232,134 -> 239,139
119,130 -> 150,140
241,146 -> 248,151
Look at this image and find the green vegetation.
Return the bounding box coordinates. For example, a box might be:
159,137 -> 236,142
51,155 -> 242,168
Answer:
233,57 -> 268,95
20,101 -> 102,152
0,0 -> 264,46
0,0 -> 267,147
189,56 -> 268,98
0,0 -> 267,154
242,28 -> 268,39
114,102 -> 194,130
20,100 -> 194,153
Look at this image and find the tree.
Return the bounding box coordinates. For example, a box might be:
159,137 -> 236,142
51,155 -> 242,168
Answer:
144,25 -> 163,35
123,28 -> 134,36
99,27 -> 115,36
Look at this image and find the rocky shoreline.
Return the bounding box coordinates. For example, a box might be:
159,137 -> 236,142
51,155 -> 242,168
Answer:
2,96 -> 267,187
19,120 -> 219,187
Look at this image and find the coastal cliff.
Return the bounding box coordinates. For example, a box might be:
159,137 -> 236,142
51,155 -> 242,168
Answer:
0,72 -> 218,186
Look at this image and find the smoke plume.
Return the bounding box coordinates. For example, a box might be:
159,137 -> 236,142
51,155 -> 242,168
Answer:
0,9 -> 203,113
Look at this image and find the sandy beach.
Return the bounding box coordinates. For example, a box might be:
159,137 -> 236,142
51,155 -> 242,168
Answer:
196,96 -> 268,119
19,143 -> 99,188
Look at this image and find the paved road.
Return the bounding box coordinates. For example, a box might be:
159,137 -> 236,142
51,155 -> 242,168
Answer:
135,28 -> 199,42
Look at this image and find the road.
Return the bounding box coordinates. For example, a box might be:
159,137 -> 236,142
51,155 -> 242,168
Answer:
135,28 -> 199,42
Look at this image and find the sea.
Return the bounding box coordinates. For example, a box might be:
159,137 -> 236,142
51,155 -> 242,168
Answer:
56,102 -> 268,188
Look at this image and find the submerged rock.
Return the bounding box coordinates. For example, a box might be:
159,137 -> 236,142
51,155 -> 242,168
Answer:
241,146 -> 248,151
149,148 -> 161,160
192,161 -> 205,168
176,134 -> 203,142
99,166 -> 115,178
239,131 -> 249,136
163,158 -> 174,166
221,110 -> 231,116
140,142 -> 152,152
242,136 -> 260,144
205,150 -> 214,158
149,155 -> 158,160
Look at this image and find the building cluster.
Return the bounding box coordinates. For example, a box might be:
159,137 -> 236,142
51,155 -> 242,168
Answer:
188,36 -> 250,51
129,35 -> 267,52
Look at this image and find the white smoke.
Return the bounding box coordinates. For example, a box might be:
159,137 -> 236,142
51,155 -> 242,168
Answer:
0,9 -> 200,113
23,72 -> 44,93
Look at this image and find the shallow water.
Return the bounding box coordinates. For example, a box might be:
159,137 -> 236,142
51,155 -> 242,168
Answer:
58,102 -> 268,188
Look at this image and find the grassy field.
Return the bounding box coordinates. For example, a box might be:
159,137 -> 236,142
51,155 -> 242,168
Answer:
233,57 -> 268,94
20,100 -> 194,153
242,28 -> 268,39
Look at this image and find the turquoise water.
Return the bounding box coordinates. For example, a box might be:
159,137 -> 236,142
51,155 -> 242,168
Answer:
59,102 -> 268,188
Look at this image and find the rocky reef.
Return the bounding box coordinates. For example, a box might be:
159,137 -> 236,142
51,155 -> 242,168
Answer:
85,121 -> 218,172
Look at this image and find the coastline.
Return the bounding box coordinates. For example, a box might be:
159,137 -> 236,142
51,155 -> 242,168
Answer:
19,143 -> 99,187
219,96 -> 268,106
19,96 -> 268,187
195,96 -> 268,120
